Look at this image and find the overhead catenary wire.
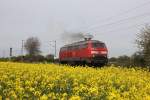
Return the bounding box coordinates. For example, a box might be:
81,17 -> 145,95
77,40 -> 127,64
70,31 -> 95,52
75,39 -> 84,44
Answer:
97,1 -> 150,22
80,1 -> 150,32
85,12 -> 150,33
91,23 -> 147,34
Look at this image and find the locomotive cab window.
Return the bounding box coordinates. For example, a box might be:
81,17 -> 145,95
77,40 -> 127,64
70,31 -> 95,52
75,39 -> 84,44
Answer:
92,43 -> 106,48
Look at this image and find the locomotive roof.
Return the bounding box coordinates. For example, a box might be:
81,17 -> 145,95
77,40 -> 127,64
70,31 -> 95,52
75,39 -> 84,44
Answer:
62,40 -> 104,48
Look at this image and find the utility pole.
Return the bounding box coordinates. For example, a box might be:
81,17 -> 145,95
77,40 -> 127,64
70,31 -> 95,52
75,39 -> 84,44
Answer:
10,48 -> 12,57
50,40 -> 57,57
9,47 -> 12,60
54,40 -> 56,57
21,40 -> 24,55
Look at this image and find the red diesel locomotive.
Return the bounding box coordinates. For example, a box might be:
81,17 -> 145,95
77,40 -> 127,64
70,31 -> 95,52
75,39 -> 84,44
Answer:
59,39 -> 108,66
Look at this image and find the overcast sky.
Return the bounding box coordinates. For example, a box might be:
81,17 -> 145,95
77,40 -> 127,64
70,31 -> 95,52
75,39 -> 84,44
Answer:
0,0 -> 150,57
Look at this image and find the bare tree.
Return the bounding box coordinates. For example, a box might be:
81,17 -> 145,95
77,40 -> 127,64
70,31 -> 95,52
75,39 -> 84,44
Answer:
24,37 -> 41,56
136,25 -> 150,66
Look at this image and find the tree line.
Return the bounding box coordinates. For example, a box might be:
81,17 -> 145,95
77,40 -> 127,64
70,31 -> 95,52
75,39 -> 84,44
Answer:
0,37 -> 54,63
109,25 -> 150,67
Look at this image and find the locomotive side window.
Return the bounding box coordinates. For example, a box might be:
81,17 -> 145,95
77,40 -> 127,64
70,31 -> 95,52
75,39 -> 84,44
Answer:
68,46 -> 73,50
61,47 -> 67,51
79,43 -> 88,49
73,45 -> 79,50
92,43 -> 106,48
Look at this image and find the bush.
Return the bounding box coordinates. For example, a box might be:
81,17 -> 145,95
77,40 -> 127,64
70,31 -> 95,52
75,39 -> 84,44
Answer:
11,55 -> 52,63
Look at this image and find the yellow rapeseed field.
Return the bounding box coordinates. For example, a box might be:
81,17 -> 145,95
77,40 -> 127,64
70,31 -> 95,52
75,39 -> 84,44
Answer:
0,62 -> 150,100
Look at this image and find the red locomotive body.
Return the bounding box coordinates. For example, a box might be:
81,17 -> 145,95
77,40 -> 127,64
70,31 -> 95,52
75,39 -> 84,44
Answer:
59,40 -> 108,66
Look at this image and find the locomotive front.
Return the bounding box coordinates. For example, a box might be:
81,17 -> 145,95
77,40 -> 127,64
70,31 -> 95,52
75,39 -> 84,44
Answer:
88,40 -> 108,66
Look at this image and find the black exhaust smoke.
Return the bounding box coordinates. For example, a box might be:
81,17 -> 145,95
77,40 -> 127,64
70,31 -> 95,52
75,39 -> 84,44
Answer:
61,31 -> 93,43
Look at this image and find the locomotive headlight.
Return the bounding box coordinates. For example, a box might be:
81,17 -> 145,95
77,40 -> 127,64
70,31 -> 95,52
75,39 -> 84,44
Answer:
100,51 -> 107,54
92,54 -> 95,57
91,51 -> 99,54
